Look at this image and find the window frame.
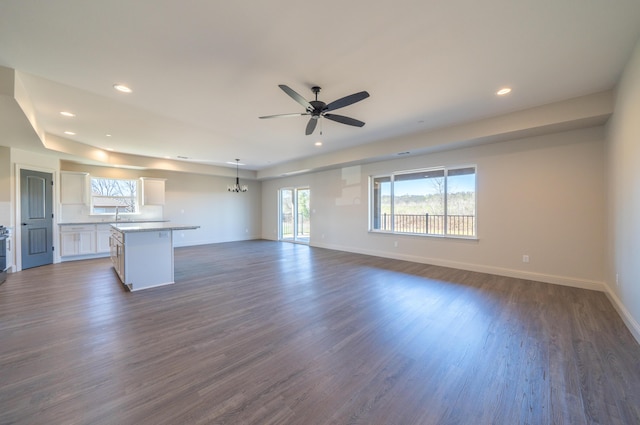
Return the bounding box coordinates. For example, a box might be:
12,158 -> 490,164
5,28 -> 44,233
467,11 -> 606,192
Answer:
89,176 -> 140,216
369,165 -> 477,239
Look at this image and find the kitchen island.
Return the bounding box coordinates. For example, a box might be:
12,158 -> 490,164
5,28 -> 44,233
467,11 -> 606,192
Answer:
110,222 -> 199,291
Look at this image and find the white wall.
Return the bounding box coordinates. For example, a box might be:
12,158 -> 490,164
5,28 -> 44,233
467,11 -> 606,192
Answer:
0,147 -> 11,226
162,170 -> 261,246
605,38 -> 640,341
11,147 -> 60,171
263,126 -> 606,290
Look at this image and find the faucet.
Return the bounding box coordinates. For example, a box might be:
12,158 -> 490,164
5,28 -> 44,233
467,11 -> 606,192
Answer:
115,206 -> 120,222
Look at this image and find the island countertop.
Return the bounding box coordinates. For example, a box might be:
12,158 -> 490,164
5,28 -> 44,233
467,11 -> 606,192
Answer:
111,222 -> 200,233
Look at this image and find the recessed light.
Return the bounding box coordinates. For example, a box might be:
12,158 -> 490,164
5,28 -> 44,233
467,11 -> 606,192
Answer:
60,111 -> 75,117
105,134 -> 112,137
315,141 -> 323,146
113,84 -> 132,93
496,87 -> 512,96
64,131 -> 76,135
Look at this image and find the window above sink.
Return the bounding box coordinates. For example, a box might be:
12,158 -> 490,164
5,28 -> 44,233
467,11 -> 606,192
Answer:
90,177 -> 139,215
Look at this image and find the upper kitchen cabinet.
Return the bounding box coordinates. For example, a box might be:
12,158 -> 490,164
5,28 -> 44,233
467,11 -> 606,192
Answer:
140,178 -> 166,206
60,171 -> 89,205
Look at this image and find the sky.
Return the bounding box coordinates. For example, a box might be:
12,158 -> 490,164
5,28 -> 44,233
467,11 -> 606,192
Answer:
392,174 -> 475,196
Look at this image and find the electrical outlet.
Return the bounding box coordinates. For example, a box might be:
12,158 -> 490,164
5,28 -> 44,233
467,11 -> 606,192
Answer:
616,273 -> 619,286
522,255 -> 530,263
394,241 -> 398,248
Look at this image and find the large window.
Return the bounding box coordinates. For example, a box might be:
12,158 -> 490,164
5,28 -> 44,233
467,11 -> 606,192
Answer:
91,177 -> 138,215
371,166 -> 476,237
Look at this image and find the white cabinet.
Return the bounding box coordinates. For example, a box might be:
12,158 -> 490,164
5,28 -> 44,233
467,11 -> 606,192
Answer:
60,172 -> 89,205
60,225 -> 95,256
110,228 -> 125,282
140,178 -> 165,205
96,224 -> 112,253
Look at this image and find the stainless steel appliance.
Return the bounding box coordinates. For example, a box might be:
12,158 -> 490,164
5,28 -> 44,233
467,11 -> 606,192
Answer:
0,226 -> 8,285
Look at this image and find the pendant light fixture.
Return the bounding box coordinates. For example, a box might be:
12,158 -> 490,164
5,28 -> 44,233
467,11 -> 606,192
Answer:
228,159 -> 248,192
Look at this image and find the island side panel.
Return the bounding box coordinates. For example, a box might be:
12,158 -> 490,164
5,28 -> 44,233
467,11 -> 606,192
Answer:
124,230 -> 174,291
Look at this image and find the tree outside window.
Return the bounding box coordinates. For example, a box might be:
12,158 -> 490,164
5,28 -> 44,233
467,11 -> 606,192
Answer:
91,177 -> 138,214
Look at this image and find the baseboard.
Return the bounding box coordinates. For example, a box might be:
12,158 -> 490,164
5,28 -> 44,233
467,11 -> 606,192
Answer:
604,287 -> 640,345
312,241 -> 605,292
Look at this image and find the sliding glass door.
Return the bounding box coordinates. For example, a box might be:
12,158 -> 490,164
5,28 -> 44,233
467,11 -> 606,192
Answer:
279,187 -> 310,243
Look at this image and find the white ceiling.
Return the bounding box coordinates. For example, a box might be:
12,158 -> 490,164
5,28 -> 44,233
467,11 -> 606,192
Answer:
1,0 -> 639,173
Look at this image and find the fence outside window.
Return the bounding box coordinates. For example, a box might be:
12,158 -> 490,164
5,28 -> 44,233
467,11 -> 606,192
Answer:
379,213 -> 475,236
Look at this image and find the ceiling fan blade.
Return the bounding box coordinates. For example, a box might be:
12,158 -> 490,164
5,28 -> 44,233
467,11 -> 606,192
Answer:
279,85 -> 313,110
324,114 -> 365,127
305,118 -> 318,135
325,91 -> 370,112
259,112 -> 308,119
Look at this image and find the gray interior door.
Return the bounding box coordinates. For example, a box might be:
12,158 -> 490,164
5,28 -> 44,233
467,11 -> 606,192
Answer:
20,169 -> 53,269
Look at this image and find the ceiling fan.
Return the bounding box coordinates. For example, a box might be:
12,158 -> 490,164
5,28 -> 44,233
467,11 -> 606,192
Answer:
259,85 -> 370,135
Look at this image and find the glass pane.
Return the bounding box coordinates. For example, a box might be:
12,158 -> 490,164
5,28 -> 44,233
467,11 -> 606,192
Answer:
280,189 -> 294,240
372,177 -> 391,231
394,170 -> 445,234
296,189 -> 310,240
446,167 -> 476,236
91,178 -> 138,213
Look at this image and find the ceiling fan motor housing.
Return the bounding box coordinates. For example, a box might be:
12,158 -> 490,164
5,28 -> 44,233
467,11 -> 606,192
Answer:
259,84 -> 369,134
309,100 -> 326,118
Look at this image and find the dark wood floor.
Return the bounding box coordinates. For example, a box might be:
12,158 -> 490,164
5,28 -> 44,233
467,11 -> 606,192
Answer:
1,240 -> 639,425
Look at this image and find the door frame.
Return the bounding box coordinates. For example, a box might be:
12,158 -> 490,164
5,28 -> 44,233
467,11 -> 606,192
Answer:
278,186 -> 310,244
15,164 -> 59,271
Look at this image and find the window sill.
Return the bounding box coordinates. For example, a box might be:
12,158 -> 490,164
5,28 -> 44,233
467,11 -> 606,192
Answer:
368,229 -> 478,241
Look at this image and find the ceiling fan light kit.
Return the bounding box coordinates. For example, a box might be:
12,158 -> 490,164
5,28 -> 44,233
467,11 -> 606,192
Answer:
260,85 -> 370,135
